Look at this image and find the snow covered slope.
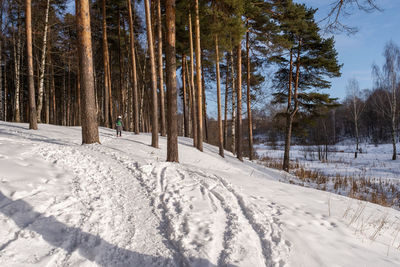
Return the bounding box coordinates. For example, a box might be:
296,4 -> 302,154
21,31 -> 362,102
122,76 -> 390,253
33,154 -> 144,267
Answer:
1,121 -> 400,266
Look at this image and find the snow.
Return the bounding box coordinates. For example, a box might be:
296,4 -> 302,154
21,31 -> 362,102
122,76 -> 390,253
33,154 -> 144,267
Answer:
1,121 -> 400,266
255,143 -> 400,180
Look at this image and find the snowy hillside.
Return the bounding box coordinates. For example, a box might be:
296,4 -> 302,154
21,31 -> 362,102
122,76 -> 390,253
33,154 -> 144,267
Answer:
1,121 -> 400,266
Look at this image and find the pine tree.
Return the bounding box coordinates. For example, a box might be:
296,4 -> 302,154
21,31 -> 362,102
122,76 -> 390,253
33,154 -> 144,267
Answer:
26,0 -> 37,130
272,1 -> 341,172
166,0 -> 179,162
76,0 -> 100,144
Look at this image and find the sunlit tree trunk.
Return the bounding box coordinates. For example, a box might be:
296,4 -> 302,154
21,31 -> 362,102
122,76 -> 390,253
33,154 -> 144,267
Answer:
165,0 -> 179,162
188,12 -> 197,148
13,12 -> 21,122
102,0 -> 110,127
236,43 -> 243,161
127,0 -> 139,134
224,55 -> 229,149
215,35 -> 224,157
26,0 -> 38,129
76,0 -> 100,144
182,54 -> 189,137
230,50 -> 236,155
157,0 -> 166,137
145,0 -> 159,148
194,0 -> 203,151
246,30 -> 254,160
36,0 -> 50,123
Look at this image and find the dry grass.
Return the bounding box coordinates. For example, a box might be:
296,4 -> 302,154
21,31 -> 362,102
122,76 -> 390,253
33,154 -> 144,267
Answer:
258,156 -> 400,208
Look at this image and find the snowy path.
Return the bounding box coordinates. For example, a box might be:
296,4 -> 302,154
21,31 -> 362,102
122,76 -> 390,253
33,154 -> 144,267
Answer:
0,123 -> 289,266
1,122 -> 400,266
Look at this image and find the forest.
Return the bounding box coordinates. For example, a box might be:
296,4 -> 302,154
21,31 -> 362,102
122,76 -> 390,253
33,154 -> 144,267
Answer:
0,0 -> 397,170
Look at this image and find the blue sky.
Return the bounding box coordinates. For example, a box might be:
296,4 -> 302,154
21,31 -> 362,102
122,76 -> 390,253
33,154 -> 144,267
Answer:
295,0 -> 400,100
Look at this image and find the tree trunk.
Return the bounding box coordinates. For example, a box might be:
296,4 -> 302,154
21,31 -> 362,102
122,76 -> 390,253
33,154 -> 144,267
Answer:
45,64 -> 50,123
182,54 -> 189,137
230,50 -> 236,155
392,105 -> 397,160
49,52 -> 56,124
283,43 -> 301,172
282,50 -> 294,172
13,16 -> 21,122
157,0 -> 166,137
36,0 -> 50,123
102,0 -> 110,127
4,58 -> 7,121
145,0 -> 159,148
236,43 -> 243,161
246,30 -> 254,160
188,12 -> 197,148
76,0 -> 100,144
215,35 -> 224,157
26,0 -> 38,130
355,119 -> 359,158
165,0 -> 179,162
201,61 -> 208,142
224,55 -> 229,149
194,0 -> 203,151
127,0 -> 139,134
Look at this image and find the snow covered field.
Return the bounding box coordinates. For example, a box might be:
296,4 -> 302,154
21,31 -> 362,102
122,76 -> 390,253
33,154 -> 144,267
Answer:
256,143 -> 400,180
1,121 -> 400,266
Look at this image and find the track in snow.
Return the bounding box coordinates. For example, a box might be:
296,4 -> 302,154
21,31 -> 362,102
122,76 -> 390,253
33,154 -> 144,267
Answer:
0,125 -> 290,266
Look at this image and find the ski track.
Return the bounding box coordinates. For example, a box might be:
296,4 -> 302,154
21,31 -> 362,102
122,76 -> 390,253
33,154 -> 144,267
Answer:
2,127 -> 291,267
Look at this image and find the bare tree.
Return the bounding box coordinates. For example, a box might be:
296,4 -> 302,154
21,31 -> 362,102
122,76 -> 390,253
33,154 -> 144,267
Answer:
165,0 -> 178,162
157,0 -> 166,137
36,0 -> 50,123
323,0 -> 381,34
188,12 -> 197,148
346,78 -> 366,158
145,0 -> 159,148
26,0 -> 37,130
127,0 -> 139,134
76,0 -> 99,144
372,41 -> 400,160
194,0 -> 203,151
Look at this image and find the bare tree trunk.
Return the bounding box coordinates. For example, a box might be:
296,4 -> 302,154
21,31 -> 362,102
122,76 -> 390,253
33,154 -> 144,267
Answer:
117,10 -> 123,117
49,53 -> 56,124
145,0 -> 159,148
13,14 -> 21,122
157,0 -> 166,137
283,50 -> 293,172
215,35 -> 224,157
283,42 -> 301,172
76,0 -> 99,144
224,55 -> 229,149
4,59 -> 7,121
230,50 -> 236,155
45,64 -> 50,123
127,0 -> 139,134
391,95 -> 397,160
102,0 -> 110,127
201,61 -> 208,142
36,0 -> 50,123
194,0 -> 203,151
188,12 -> 197,148
246,30 -> 254,160
236,43 -> 243,161
182,54 -> 189,137
26,0 -> 38,129
165,0 -> 179,162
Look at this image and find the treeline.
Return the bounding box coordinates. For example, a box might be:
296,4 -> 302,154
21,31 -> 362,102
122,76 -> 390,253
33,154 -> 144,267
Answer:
256,41 -> 400,161
0,0 -> 381,168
